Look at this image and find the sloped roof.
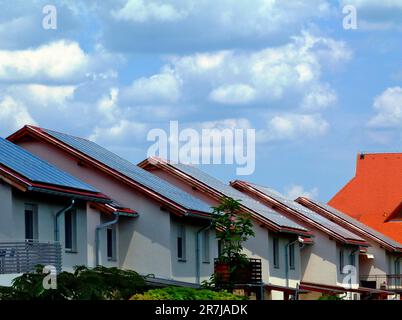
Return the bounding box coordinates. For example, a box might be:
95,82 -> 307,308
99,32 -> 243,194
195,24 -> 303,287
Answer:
297,197 -> 402,252
141,159 -> 308,233
0,138 -> 108,201
8,126 -> 212,215
233,181 -> 367,245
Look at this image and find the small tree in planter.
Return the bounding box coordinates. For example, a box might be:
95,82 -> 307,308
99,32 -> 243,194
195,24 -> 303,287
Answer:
212,197 -> 255,289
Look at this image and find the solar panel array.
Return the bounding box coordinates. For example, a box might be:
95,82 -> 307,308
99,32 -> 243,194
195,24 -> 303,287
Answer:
302,198 -> 402,249
43,129 -> 212,214
0,137 -> 98,192
170,163 -> 307,231
247,182 -> 366,242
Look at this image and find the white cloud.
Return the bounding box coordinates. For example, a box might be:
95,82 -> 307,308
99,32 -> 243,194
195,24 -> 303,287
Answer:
209,84 -> 256,105
97,87 -> 119,122
89,119 -> 147,145
162,32 -> 350,107
122,72 -> 181,104
285,184 -> 319,200
0,40 -> 88,82
301,84 -> 337,111
0,96 -> 36,135
368,87 -> 402,128
112,0 -> 187,22
17,85 -> 75,106
258,113 -> 329,142
103,0 -> 332,52
197,118 -> 252,130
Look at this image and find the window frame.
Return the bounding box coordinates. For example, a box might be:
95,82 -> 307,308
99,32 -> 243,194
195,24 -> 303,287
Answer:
107,226 -> 117,261
202,229 -> 210,263
273,237 -> 280,269
24,204 -> 38,241
177,224 -> 186,262
64,210 -> 77,252
289,242 -> 295,270
339,248 -> 345,273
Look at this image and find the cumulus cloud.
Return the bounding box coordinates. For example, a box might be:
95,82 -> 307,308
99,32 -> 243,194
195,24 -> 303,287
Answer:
89,119 -> 147,145
13,85 -> 76,107
102,0 -> 332,52
301,84 -> 337,111
368,87 -> 402,128
0,40 -> 122,85
121,72 -> 181,104
209,84 -> 256,105
0,96 -> 36,135
112,0 -> 187,23
285,184 -> 319,200
0,40 -> 88,82
131,32 -> 350,109
258,113 -> 329,142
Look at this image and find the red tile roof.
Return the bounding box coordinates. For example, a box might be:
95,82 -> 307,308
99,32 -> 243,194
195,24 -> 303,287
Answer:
329,153 -> 402,244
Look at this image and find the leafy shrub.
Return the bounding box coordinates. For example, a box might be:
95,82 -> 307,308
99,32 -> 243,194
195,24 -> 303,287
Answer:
130,286 -> 246,300
0,265 -> 147,300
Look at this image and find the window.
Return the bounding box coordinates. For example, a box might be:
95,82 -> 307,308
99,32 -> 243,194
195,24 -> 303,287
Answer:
339,249 -> 344,273
177,224 -> 186,261
218,240 -> 223,256
24,204 -> 38,241
395,259 -> 401,274
273,237 -> 279,269
289,243 -> 295,270
349,252 -> 355,267
107,227 -> 117,261
64,210 -> 77,251
202,229 -> 210,263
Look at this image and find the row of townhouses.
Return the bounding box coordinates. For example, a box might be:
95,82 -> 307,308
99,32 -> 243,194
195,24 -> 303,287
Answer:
0,125 -> 401,300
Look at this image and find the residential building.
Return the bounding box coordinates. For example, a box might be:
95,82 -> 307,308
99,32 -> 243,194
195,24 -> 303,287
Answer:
296,197 -> 402,299
8,126 -> 218,286
138,157 -> 313,300
230,181 -> 395,300
0,137 -> 132,285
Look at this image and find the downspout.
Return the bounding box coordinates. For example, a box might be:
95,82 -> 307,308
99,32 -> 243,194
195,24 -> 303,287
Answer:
95,213 -> 119,266
196,222 -> 212,285
54,199 -> 75,242
285,237 -> 303,289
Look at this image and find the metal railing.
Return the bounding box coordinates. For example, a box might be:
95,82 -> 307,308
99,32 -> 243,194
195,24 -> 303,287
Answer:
360,274 -> 402,292
214,258 -> 262,286
0,240 -> 62,274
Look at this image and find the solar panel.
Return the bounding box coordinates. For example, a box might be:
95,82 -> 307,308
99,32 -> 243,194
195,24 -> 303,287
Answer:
246,182 -> 365,241
43,129 -> 212,213
170,163 -> 307,231
304,199 -> 402,248
0,137 -> 98,192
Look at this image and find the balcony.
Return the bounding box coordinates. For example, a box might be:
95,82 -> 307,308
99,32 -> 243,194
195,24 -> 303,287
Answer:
0,240 -> 62,275
214,258 -> 262,287
360,274 -> 402,292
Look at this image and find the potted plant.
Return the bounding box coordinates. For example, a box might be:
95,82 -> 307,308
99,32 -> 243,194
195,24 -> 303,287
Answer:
211,197 -> 255,289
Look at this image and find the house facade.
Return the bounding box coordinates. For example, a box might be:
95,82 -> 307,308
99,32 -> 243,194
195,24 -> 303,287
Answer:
230,180 -> 375,300
8,126 -> 218,286
0,137 -> 125,285
138,157 -> 313,300
297,197 -> 402,299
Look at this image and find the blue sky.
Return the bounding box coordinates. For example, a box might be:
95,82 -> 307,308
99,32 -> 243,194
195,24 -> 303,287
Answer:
1,0 -> 402,202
